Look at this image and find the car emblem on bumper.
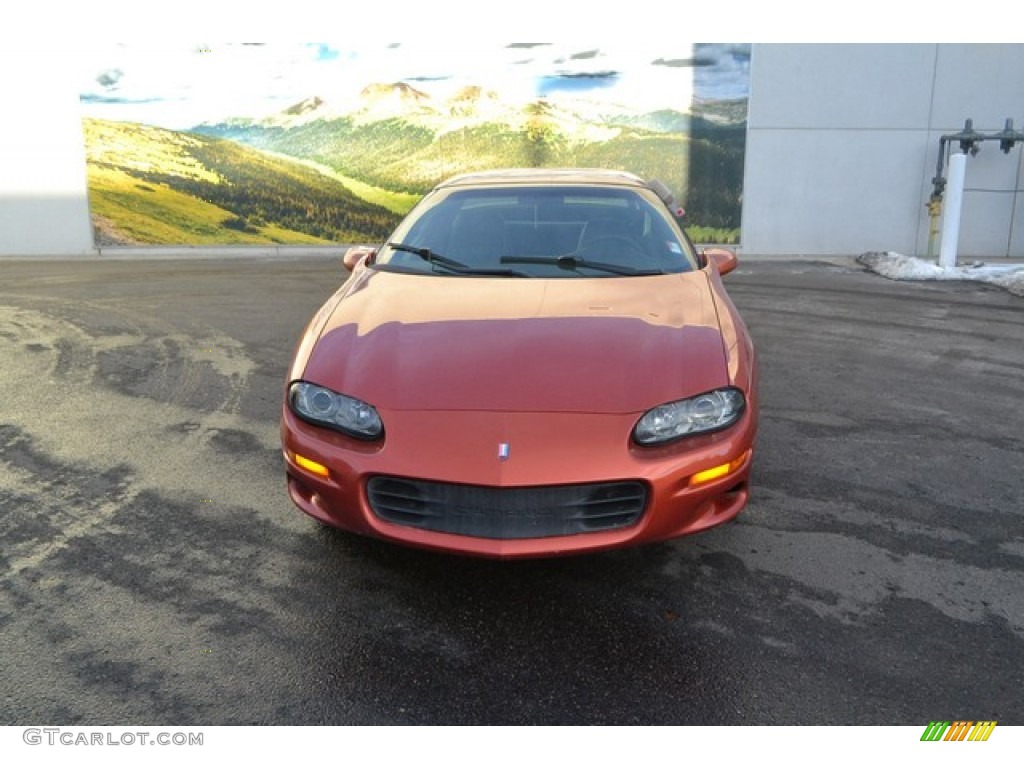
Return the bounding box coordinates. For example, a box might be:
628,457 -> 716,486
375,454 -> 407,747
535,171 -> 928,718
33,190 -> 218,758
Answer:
498,442 -> 511,461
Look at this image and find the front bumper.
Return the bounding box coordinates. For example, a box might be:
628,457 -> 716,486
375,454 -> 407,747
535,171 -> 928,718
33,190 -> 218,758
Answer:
281,405 -> 757,559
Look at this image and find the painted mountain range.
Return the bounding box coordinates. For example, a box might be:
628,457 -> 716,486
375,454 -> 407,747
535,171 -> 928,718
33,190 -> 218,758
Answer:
194,82 -> 746,236
83,81 -> 745,246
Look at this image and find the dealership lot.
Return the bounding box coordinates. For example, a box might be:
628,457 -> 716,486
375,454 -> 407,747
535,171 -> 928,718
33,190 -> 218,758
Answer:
0,255 -> 1021,725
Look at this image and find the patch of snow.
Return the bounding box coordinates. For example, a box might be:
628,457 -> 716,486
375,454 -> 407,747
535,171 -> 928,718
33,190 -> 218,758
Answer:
857,251 -> 1024,297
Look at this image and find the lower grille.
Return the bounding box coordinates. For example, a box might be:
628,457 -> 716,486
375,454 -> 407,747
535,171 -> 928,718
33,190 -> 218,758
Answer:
366,476 -> 647,539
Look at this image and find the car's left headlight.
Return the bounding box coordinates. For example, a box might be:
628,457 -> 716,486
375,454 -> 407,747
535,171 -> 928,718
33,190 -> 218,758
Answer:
288,381 -> 384,440
633,387 -> 745,445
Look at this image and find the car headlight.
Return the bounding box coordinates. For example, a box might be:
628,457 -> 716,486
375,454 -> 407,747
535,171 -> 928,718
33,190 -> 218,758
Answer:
288,381 -> 384,440
633,387 -> 745,445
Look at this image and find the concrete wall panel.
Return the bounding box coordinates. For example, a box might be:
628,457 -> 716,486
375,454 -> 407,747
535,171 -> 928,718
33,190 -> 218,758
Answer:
748,44 -> 937,131
745,43 -> 1024,258
742,128 -> 927,255
930,45 -> 1024,131
0,49 -> 93,256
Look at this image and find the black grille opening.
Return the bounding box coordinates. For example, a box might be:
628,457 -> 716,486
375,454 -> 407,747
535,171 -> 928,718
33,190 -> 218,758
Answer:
367,476 -> 647,540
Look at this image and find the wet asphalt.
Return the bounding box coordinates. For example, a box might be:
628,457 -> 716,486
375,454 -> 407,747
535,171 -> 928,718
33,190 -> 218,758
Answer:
0,255 -> 1021,725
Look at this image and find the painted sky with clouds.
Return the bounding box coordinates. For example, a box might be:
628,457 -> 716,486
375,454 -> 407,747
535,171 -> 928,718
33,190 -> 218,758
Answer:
80,43 -> 749,129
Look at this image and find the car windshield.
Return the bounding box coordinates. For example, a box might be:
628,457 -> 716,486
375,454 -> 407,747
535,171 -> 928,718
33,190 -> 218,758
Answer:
373,185 -> 699,278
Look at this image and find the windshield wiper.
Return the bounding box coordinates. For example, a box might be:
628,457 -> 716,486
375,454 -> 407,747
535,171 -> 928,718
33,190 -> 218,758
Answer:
388,242 -> 530,277
389,242 -> 469,270
499,254 -> 664,276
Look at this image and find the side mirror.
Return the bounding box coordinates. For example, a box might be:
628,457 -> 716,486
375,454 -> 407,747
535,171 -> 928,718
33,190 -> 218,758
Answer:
703,248 -> 738,276
342,245 -> 376,272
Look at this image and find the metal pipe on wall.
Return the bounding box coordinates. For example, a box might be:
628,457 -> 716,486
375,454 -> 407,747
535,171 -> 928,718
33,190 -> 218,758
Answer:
929,118 -> 1023,263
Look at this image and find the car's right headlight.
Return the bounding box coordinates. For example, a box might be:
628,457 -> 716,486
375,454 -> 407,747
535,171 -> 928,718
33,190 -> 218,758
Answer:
633,387 -> 745,445
288,381 -> 384,440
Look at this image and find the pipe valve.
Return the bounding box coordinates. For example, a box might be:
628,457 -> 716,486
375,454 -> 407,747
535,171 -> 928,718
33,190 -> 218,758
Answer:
997,118 -> 1023,154
956,119 -> 984,156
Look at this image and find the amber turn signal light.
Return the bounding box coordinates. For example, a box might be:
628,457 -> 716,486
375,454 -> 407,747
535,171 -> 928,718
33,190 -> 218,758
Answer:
689,450 -> 750,487
293,453 -> 330,479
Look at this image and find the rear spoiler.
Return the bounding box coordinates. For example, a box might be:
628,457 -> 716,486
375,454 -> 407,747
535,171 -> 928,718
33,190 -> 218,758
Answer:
647,179 -> 685,218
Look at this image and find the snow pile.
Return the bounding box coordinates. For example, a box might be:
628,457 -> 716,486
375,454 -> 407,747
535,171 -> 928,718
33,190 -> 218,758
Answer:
857,252 -> 1024,297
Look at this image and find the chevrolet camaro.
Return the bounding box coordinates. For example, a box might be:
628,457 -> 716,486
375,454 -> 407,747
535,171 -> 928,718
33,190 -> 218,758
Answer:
281,169 -> 758,558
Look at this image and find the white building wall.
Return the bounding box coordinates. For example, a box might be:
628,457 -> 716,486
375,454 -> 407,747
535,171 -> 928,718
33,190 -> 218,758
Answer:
742,43 -> 1024,258
0,49 -> 94,256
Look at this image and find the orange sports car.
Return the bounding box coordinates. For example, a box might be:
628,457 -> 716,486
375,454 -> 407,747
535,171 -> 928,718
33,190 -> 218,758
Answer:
281,169 -> 758,559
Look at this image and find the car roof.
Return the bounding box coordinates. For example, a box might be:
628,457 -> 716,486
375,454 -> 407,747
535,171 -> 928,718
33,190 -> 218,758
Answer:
435,168 -> 650,190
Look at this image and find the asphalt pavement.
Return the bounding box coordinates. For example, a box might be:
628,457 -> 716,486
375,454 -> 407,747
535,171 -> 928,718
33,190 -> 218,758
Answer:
0,255 -> 1021,725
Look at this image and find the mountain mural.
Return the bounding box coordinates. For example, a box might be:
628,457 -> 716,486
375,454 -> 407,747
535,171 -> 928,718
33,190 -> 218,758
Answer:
83,118 -> 402,246
79,44 -> 749,247
82,84 -> 745,247
193,82 -> 746,241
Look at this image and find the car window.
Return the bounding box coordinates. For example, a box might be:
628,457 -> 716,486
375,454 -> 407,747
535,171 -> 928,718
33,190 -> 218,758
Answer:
376,185 -> 699,277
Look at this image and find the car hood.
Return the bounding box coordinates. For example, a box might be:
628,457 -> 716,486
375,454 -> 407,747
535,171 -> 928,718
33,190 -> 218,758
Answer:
301,270 -> 728,414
